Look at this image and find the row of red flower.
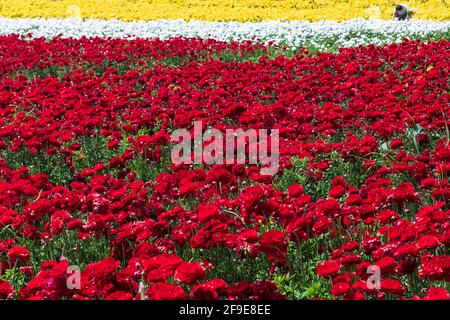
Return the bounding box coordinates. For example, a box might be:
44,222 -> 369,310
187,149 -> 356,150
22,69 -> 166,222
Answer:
0,36 -> 449,299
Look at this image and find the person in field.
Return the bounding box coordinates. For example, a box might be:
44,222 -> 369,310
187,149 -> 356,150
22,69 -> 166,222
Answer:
393,4 -> 412,20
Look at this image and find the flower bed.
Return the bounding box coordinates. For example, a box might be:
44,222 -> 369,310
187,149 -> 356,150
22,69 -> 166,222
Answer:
1,18 -> 450,52
0,36 -> 449,300
1,0 -> 449,21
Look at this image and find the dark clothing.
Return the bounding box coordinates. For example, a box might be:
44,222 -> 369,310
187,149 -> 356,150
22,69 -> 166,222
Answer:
393,5 -> 410,20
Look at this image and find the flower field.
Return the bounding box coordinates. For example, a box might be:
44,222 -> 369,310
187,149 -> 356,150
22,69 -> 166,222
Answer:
0,35 -> 449,300
0,1 -> 449,302
1,18 -> 450,52
1,0 -> 450,21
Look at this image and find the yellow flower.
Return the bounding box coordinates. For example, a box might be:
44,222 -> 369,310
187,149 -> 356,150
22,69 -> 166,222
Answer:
0,1 -> 448,21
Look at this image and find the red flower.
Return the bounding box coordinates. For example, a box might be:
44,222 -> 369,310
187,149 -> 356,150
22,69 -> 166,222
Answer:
0,279 -> 13,299
196,204 -> 220,223
376,209 -> 398,224
250,281 -> 285,300
422,288 -> 450,300
342,241 -> 359,252
143,254 -> 183,282
390,139 -> 403,149
380,278 -> 404,296
393,243 -> 419,259
231,164 -> 246,176
7,246 -> 30,265
312,216 -> 331,235
0,36 -> 449,300
0,260 -> 8,275
225,282 -> 251,298
328,185 -> 346,199
419,255 -> 450,281
190,278 -> 227,300
259,230 -> 287,264
147,282 -> 186,300
417,235 -> 440,250
288,184 -> 304,198
174,262 -> 206,284
105,291 -> 133,300
339,254 -> 361,266
317,260 -> 341,277
361,236 -> 381,254
375,256 -> 397,275
352,280 -> 377,294
19,266 -> 34,277
331,282 -> 351,297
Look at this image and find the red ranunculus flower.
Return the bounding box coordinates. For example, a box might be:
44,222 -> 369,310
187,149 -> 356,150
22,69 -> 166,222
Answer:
417,235 -> 440,250
147,282 -> 186,300
317,260 -> 341,277
0,279 -> 13,299
331,282 -> 351,297
259,230 -> 288,264
7,246 -> 30,265
422,288 -> 450,300
174,262 -> 206,284
380,278 -> 404,296
190,278 -> 227,300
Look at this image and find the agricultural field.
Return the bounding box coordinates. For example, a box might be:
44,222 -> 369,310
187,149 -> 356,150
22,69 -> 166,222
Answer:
1,0 -> 449,21
0,1 -> 449,301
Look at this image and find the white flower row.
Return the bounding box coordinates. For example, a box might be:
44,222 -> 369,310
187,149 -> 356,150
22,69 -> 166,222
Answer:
1,17 -> 449,50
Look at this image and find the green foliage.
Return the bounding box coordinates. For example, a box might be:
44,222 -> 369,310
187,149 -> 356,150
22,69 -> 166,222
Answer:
0,147 -> 73,185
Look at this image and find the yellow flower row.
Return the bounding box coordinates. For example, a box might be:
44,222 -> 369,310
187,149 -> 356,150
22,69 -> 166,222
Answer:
0,0 -> 449,21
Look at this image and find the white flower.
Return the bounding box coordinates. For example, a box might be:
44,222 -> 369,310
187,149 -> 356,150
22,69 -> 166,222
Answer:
0,18 -> 448,51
